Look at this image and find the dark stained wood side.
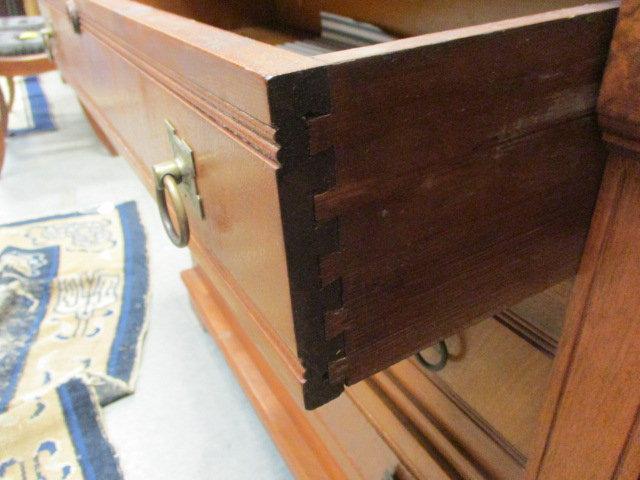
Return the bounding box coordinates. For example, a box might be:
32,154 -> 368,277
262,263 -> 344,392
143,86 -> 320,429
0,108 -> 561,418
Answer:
315,6 -> 616,385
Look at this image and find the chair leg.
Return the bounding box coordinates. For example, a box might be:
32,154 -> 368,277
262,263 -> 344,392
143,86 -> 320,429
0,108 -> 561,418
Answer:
0,81 -> 8,177
6,77 -> 15,112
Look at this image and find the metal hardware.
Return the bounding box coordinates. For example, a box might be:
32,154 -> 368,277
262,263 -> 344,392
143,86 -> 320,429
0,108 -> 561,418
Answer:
416,341 -> 449,372
152,120 -> 203,247
66,0 -> 81,34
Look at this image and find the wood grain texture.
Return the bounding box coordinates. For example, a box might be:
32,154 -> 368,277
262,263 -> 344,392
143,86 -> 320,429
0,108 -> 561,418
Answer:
598,0 -> 640,151
382,362 -> 524,480
44,0 -> 624,410
316,5 -> 616,385
528,3 -> 640,476
421,318 -> 553,461
346,312 -> 557,480
320,0 -> 612,37
495,280 -> 572,356
43,0 -> 350,408
182,266 -> 399,480
61,0 -> 322,125
526,151 -> 640,479
43,0 -> 301,364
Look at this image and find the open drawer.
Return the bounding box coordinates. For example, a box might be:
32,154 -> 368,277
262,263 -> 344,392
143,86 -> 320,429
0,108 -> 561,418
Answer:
42,0 -> 617,408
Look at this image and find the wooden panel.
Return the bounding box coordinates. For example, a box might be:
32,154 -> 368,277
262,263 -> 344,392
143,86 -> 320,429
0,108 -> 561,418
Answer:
44,0 -> 301,365
182,267 -> 399,480
598,0 -> 640,152
320,0 -> 613,36
133,0 -> 277,31
383,362 -> 525,480
423,318 -> 553,460
314,4 -> 615,387
43,0 -> 350,409
526,150 -> 640,480
529,3 -> 640,476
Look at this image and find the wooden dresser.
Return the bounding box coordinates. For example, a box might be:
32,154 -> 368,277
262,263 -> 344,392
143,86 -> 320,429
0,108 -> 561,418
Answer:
40,0 -> 640,478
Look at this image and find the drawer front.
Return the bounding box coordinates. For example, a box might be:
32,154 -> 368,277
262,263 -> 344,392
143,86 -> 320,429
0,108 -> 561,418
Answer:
42,0 -> 308,384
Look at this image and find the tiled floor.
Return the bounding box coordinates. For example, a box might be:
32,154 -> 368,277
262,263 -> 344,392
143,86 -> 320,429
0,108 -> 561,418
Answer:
0,72 -> 293,480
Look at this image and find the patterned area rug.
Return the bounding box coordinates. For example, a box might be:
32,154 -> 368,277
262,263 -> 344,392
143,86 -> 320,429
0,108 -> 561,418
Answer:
0,378 -> 123,479
3,76 -> 56,136
0,201 -> 148,479
0,201 -> 149,411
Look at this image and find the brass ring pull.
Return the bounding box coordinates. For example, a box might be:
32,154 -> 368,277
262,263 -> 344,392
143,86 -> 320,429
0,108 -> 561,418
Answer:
416,341 -> 449,372
153,161 -> 189,248
152,121 -> 204,248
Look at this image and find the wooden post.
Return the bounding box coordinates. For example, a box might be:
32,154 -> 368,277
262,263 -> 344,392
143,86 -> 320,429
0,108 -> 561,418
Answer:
526,2 -> 640,478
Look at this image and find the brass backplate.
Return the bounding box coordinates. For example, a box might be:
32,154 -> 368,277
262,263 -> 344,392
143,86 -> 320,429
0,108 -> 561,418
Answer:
165,120 -> 204,219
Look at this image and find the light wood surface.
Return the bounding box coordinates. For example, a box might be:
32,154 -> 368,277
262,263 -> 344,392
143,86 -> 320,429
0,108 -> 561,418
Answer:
310,0 -> 614,37
527,1 -> 640,477
182,266 -> 399,480
526,149 -> 640,480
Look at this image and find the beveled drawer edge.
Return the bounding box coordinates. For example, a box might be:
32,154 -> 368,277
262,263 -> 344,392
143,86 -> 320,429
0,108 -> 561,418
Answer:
63,9 -> 280,164
67,0 -> 322,124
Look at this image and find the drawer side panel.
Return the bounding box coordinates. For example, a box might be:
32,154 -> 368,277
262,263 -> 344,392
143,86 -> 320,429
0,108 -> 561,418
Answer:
316,6 -> 617,384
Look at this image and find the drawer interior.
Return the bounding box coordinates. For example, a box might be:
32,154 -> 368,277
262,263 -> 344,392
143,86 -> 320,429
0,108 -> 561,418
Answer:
135,0 -> 612,56
415,279 -> 571,463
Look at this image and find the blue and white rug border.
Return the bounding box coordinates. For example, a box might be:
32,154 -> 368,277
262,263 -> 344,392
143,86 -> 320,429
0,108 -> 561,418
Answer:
0,201 -> 150,406
57,377 -> 124,480
9,76 -> 56,137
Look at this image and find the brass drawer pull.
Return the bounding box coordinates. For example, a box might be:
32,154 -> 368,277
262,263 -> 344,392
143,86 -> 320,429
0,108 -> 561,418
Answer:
152,121 -> 203,248
154,165 -> 189,247
416,341 -> 449,372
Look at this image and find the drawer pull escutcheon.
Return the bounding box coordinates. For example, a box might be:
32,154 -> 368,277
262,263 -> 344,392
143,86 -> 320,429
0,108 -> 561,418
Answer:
152,121 -> 203,248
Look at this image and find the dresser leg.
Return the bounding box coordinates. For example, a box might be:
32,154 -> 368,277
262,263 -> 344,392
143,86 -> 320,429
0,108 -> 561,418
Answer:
526,150 -> 640,479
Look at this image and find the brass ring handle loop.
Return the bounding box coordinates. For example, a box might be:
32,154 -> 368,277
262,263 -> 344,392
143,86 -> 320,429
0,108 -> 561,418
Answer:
416,341 -> 449,372
155,172 -> 189,248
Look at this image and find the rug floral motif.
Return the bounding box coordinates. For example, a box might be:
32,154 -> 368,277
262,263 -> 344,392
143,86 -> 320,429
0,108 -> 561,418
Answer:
0,201 -> 149,412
